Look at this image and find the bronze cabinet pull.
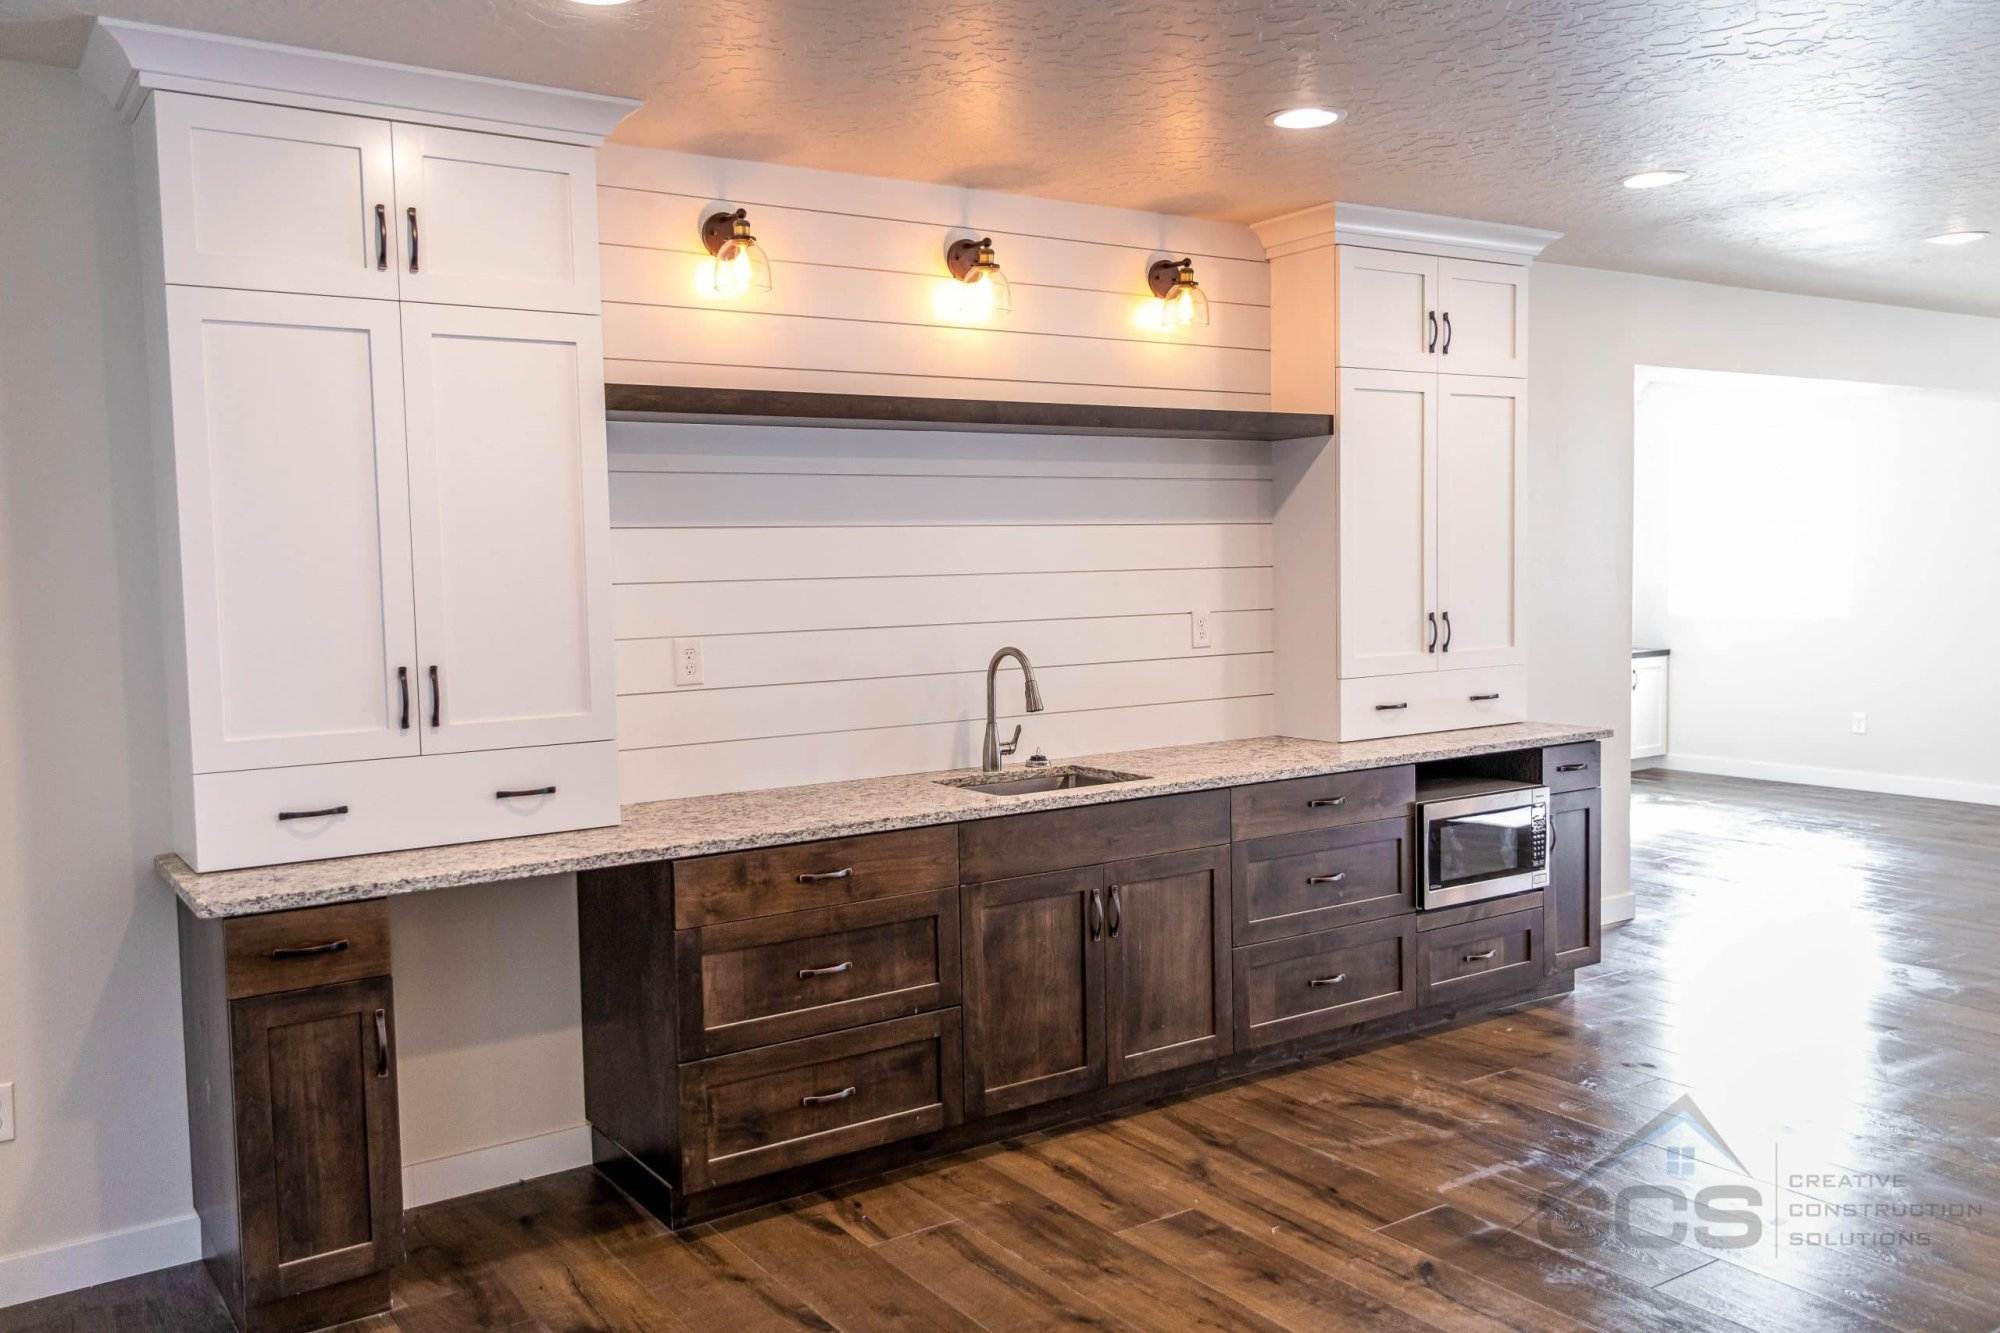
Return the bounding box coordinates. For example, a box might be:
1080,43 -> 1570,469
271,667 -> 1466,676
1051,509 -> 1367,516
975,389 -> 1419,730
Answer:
1306,872 -> 1347,886
1307,796 -> 1346,809
407,206 -> 420,271
1470,692 -> 1501,702
374,203 -> 388,270
1089,889 -> 1104,941
269,939 -> 349,960
1106,885 -> 1122,936
1309,973 -> 1348,987
1427,310 -> 1438,353
1556,762 -> 1589,773
374,1009 -> 390,1078
1463,949 -> 1498,963
796,868 -> 853,884
1441,610 -> 1453,652
801,1086 -> 856,1106
428,664 -> 442,729
798,961 -> 853,978
1374,702 -> 1409,712
1426,611 -> 1438,652
276,805 -> 347,822
495,786 -> 557,799
397,666 -> 410,730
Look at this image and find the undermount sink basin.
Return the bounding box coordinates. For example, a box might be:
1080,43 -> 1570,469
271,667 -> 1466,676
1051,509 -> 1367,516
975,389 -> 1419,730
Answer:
941,765 -> 1149,796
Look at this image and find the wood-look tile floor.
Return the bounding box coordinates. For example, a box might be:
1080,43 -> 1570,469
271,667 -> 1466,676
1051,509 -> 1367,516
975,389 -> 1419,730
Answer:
13,769 -> 2000,1332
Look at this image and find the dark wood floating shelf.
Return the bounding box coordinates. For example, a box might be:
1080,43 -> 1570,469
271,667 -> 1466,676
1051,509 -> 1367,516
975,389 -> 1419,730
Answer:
605,383 -> 1334,443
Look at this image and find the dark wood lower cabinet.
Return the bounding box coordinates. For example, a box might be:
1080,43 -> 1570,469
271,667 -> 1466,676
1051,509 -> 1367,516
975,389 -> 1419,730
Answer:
1546,786 -> 1603,970
1104,845 -> 1233,1081
960,866 -> 1106,1116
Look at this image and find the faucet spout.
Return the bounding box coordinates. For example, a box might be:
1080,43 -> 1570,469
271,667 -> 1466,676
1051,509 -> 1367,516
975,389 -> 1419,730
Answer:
983,646 -> 1044,772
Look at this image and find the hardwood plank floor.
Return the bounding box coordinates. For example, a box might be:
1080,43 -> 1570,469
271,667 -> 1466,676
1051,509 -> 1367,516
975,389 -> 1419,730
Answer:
11,769 -> 2000,1332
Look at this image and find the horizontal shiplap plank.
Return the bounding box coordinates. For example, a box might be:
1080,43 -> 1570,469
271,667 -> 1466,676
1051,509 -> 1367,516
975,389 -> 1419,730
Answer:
616,611 -> 1272,693
615,567 -> 1273,639
610,523 -> 1270,584
612,471 -> 1271,528
619,654 -> 1273,749
603,359 -> 1269,411
617,694 -> 1276,802
597,145 -> 1270,265
599,247 -> 1271,348
607,423 -> 1273,480
603,304 -> 1269,396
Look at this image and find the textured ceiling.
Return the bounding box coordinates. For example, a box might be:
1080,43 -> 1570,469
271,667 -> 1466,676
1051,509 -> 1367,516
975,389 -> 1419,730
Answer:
6,0 -> 1999,314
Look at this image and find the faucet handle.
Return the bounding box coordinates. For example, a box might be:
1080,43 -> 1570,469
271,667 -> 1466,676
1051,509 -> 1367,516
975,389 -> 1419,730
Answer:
998,724 -> 1022,757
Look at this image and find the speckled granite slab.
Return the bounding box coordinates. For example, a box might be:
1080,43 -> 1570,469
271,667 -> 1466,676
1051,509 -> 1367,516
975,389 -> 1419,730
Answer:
159,722 -> 1610,918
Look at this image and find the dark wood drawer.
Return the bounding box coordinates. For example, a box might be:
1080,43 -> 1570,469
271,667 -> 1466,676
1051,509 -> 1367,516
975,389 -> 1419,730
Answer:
674,826 -> 957,929
1418,907 -> 1543,1005
1542,742 -> 1601,794
1232,916 -> 1417,1050
676,889 -> 960,1058
223,900 -> 390,1000
1230,766 -> 1414,842
678,1010 -> 962,1192
1231,816 -> 1414,946
958,790 -> 1229,882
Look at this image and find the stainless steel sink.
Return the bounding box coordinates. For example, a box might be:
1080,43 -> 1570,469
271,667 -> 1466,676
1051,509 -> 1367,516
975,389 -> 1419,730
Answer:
941,765 -> 1149,796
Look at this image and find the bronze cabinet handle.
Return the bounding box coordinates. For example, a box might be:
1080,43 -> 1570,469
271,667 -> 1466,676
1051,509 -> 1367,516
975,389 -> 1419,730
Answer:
1463,949 -> 1498,963
1089,889 -> 1104,941
1309,973 -> 1348,987
796,868 -> 853,884
1427,310 -> 1438,353
1374,703 -> 1409,712
1306,872 -> 1346,886
397,666 -> 410,730
1470,692 -> 1501,702
1307,796 -> 1345,809
374,1009 -> 390,1078
798,961 -> 853,978
1441,310 -> 1452,354
801,1086 -> 856,1106
428,664 -> 442,729
375,203 -> 388,270
1557,763 -> 1589,773
1441,610 -> 1453,652
1426,611 -> 1438,653
269,939 -> 350,960
407,206 -> 420,272
495,786 -> 557,799
277,805 -> 348,822
1107,885 -> 1122,936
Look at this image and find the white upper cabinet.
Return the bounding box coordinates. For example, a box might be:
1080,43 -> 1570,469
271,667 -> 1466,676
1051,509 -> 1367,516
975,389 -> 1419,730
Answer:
1436,258 -> 1528,377
401,305 -> 615,753
1337,368 -> 1439,679
1434,377 -> 1526,669
391,124 -> 600,314
1336,247 -> 1440,374
151,94 -> 398,300
165,287 -> 420,772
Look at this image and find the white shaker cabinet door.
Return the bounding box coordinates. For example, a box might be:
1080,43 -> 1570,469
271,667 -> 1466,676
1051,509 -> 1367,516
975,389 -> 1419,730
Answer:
1337,368 -> 1439,679
1336,246 -> 1439,373
150,94 -> 398,300
164,287 -> 421,772
391,124 -> 601,314
400,305 -> 615,754
1436,257 -> 1529,378
1631,657 -> 1669,758
1434,376 -> 1527,670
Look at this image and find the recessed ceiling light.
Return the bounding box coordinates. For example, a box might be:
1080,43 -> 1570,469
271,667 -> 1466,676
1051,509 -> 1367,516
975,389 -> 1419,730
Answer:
1268,107 -> 1343,130
1623,170 -> 1691,190
1926,229 -> 1990,246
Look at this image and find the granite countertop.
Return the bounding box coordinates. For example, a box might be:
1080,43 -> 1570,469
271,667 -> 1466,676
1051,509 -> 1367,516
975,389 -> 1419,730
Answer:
159,721 -> 1611,919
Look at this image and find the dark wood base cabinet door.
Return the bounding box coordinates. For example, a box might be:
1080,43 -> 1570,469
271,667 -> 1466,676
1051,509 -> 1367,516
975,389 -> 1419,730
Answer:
1545,787 -> 1603,971
230,976 -> 403,1309
962,866 -> 1106,1116
1104,845 -> 1232,1081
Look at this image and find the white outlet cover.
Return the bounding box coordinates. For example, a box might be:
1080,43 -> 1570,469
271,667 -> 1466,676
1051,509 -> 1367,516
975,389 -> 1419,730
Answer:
1191,611 -> 1212,649
1851,712 -> 1868,734
674,638 -> 704,687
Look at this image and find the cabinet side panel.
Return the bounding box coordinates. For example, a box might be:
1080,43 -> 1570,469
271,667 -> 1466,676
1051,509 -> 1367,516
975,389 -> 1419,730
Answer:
1267,246 -> 1338,413
577,861 -> 681,1185
1272,435 -> 1341,740
178,904 -> 246,1324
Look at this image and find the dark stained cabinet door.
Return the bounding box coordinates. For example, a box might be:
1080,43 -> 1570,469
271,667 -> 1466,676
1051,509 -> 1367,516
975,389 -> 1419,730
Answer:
961,866 -> 1106,1116
1104,845 -> 1233,1082
230,976 -> 403,1306
1545,786 -> 1602,971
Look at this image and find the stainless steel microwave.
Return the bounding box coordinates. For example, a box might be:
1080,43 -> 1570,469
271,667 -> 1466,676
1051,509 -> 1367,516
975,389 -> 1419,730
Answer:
1417,781 -> 1550,910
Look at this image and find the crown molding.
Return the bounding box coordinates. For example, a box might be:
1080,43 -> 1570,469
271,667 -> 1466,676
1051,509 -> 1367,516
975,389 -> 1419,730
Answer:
1252,202 -> 1562,264
81,19 -> 638,144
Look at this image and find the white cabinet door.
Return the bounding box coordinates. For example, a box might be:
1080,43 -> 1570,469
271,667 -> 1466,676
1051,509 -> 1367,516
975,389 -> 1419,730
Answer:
1631,657 -> 1669,758
401,305 -> 614,753
151,94 -> 397,300
164,288 -> 420,772
1338,369 -> 1439,678
1437,258 -> 1528,377
1435,376 -> 1526,670
1336,247 -> 1439,373
391,124 -> 600,313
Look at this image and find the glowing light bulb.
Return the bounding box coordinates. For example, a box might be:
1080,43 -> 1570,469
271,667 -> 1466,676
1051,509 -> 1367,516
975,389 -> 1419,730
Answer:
1146,257 -> 1210,330
698,208 -> 771,299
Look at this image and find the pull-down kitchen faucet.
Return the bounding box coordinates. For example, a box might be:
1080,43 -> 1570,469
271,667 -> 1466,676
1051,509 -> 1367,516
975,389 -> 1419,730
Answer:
982,646 -> 1045,772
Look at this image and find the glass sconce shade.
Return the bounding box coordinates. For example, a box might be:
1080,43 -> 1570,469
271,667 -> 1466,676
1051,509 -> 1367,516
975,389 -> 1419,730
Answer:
701,208 -> 772,297
1148,257 -> 1210,328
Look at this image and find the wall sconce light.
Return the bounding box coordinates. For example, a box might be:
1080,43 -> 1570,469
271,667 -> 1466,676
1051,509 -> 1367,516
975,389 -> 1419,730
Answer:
1148,257 -> 1210,328
944,236 -> 1011,319
700,208 -> 771,297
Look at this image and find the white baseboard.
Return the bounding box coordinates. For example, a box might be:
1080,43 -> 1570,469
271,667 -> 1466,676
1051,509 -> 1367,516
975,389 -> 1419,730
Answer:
403,1124 -> 594,1208
0,1212 -> 200,1310
1602,891 -> 1635,927
1661,753 -> 2000,807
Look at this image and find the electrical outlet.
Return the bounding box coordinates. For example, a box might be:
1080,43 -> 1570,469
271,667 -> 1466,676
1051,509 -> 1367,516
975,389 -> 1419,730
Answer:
674,638 -> 704,687
0,1082 -> 14,1144
1851,711 -> 1868,735
1191,610 -> 1213,649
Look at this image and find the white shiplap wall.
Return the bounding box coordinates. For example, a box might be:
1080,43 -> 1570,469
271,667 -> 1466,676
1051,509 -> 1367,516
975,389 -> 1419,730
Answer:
597,147 -> 1276,802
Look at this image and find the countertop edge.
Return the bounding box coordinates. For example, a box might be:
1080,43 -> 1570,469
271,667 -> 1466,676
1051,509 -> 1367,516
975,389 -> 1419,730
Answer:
161,723 -> 1613,919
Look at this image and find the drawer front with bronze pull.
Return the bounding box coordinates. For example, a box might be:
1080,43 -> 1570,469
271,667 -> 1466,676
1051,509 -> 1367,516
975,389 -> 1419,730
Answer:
1232,915 -> 1417,1049
1231,816 -> 1415,946
677,1009 -> 963,1191
1417,906 -> 1543,1005
1542,741 -> 1602,794
223,900 -> 391,999
1230,766 -> 1414,842
675,889 -> 960,1057
674,826 -> 958,928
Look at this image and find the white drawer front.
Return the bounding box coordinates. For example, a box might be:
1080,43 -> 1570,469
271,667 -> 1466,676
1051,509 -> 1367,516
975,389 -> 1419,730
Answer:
1340,667 -> 1526,741
187,742 -> 618,871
